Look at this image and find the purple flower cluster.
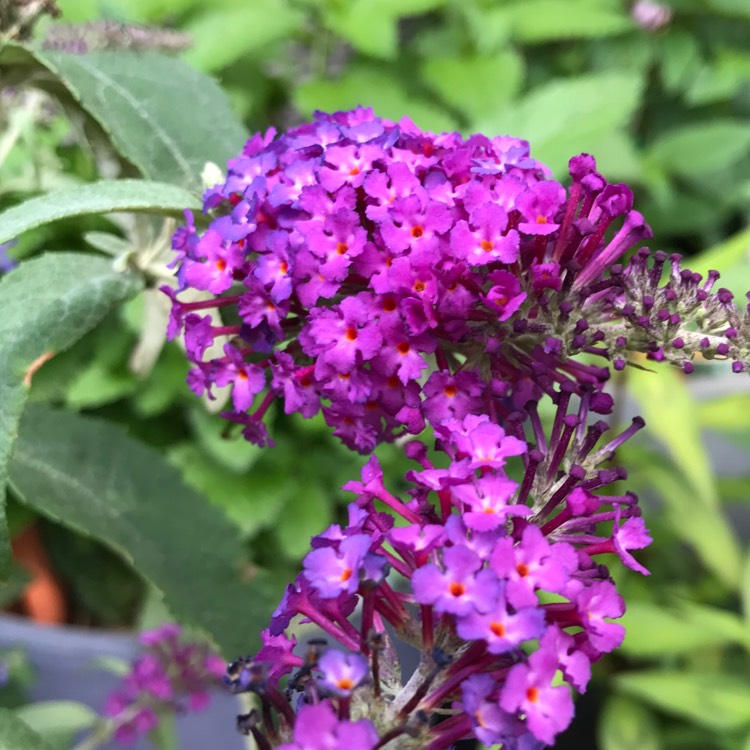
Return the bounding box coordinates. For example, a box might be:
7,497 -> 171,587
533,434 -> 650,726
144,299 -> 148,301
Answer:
166,107 -> 750,453
164,108 -> 750,748
226,392 -> 650,749
104,624 -> 225,745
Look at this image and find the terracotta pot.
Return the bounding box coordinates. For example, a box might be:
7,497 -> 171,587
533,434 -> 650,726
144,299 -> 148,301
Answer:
11,523 -> 67,625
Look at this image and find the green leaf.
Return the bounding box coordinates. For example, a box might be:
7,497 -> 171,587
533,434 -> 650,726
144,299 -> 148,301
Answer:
717,475 -> 750,503
686,50 -> 750,106
89,656 -> 130,678
460,5 -> 513,54
187,406 -> 263,474
505,0 -> 633,43
620,600 -> 748,657
14,702 -> 97,750
678,600 -> 750,649
149,714 -> 177,750
696,391 -> 750,433
65,362 -> 137,409
638,185 -> 720,238
646,121 -> 750,178
325,0 -> 447,59
8,405 -> 273,656
326,5 -> 396,58
294,66 -> 458,135
43,525 -> 144,626
421,53 -> 523,123
273,482 -> 331,559
703,0 -> 750,20
130,343 -> 189,418
657,30 -> 703,95
743,548 -> 750,630
579,129 -> 640,182
1,44 -> 247,190
634,458 -> 742,589
51,0 -> 99,21
358,0 -> 447,13
0,564 -> 31,606
0,253 -> 142,575
616,670 -> 750,731
598,694 -> 661,750
627,366 -> 716,509
59,310 -> 140,410
136,584 -> 175,632
0,180 -> 200,247
168,442 -> 285,537
107,0 -> 211,22
475,73 -> 643,177
689,225 -> 750,301
184,2 -> 303,72
0,709 -> 53,750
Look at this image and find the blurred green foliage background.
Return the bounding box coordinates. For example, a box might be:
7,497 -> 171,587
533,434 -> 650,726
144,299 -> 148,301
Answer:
3,0 -> 750,748
49,0 -> 750,253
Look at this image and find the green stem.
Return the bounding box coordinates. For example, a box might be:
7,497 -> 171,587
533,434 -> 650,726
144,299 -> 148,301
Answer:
70,718 -> 117,750
0,89 -> 44,173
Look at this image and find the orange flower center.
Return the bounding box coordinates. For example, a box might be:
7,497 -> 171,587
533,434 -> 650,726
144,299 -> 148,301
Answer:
489,621 -> 506,637
449,581 -> 466,597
